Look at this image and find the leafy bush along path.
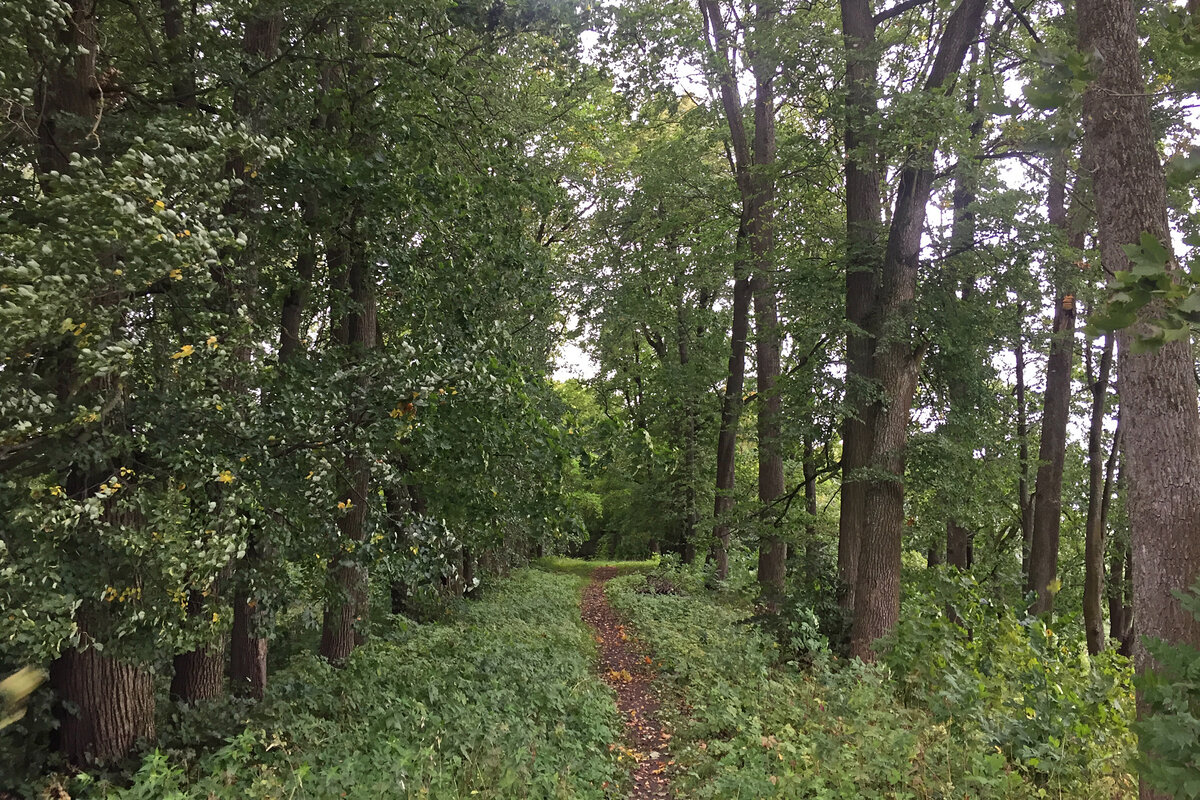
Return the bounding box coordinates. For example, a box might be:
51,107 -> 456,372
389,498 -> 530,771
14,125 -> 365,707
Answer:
582,567 -> 674,799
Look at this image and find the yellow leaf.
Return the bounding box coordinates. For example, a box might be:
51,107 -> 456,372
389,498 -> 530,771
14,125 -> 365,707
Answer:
171,344 -> 194,359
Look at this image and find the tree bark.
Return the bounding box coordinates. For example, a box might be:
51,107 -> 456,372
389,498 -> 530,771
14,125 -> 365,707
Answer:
221,9 -> 285,700
943,77 -> 981,574
946,521 -> 971,570
849,0 -> 986,660
51,616 -> 155,766
158,0 -> 197,107
1027,156 -> 1080,616
36,0 -> 158,764
170,589 -> 225,704
1083,333 -> 1115,654
837,0 -> 882,617
700,0 -> 758,581
1078,0 -> 1200,793
748,2 -> 786,605
35,0 -> 99,176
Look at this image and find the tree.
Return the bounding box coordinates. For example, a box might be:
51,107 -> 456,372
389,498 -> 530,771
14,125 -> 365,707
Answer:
1077,0 -> 1200,796
840,0 -> 987,660
1026,155 -> 1081,617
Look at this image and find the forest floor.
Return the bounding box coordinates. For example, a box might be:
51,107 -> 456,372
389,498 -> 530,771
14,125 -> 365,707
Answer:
581,566 -> 675,799
4,557 -> 1137,799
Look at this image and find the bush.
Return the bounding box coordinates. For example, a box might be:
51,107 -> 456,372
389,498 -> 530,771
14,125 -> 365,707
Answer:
606,569 -> 1134,799
878,568 -> 1136,796
1137,580 -> 1200,799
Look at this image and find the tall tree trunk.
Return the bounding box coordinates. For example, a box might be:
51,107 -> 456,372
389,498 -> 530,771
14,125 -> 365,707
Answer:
38,0 -> 157,763
712,275 -> 750,579
1083,333 -> 1115,653
701,0 -> 756,581
849,0 -> 986,660
35,0 -> 99,177
170,589 -> 225,704
1078,0 -> 1200,794
946,521 -> 971,570
749,4 -> 786,605
1027,156 -> 1079,616
943,77 -> 981,574
837,0 -> 882,617
158,0 -> 197,107
1105,447 -> 1131,654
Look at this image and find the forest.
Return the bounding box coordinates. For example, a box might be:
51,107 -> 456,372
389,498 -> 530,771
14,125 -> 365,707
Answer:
3,0 -> 1200,797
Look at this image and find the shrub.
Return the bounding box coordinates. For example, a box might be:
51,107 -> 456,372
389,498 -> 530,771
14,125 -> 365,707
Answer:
606,569 -> 1134,799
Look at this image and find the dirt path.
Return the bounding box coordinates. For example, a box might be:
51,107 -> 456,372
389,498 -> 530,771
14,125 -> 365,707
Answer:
581,567 -> 673,800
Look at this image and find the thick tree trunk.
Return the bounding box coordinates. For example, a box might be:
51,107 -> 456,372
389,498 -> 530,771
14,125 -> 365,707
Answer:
1083,334 -> 1115,654
35,0 -> 158,764
946,521 -> 971,570
848,0 -> 986,660
1078,0 -> 1200,794
35,0 -> 99,176
748,11 -> 786,605
158,0 -> 197,107
1027,157 -> 1079,616
51,617 -> 155,766
170,646 -> 224,704
837,0 -> 882,617
230,590 -> 268,697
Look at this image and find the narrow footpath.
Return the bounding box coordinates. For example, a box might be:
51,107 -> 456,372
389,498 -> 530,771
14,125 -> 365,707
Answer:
581,567 -> 674,800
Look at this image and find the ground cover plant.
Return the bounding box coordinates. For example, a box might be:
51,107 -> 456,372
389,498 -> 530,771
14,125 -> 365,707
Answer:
605,558 -> 1137,799
22,570 -> 624,799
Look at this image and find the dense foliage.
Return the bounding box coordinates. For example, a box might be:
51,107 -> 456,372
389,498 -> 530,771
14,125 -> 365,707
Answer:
4,0 -> 1200,795
607,560 -> 1135,798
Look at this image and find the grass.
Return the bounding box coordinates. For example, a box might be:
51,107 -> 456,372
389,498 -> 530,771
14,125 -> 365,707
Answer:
533,555 -> 660,578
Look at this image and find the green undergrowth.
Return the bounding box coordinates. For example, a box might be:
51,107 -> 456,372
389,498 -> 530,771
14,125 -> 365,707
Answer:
533,555 -> 660,578
74,569 -> 624,800
605,570 -> 1135,800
